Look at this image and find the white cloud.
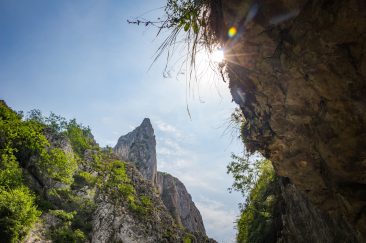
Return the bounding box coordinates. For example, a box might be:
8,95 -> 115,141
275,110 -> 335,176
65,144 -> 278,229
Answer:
159,158 -> 195,171
196,198 -> 238,243
155,120 -> 182,138
157,137 -> 188,157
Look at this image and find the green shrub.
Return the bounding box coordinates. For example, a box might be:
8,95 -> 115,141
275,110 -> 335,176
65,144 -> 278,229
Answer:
1,103 -> 78,186
183,233 -> 194,243
49,222 -> 86,243
49,209 -> 75,221
65,119 -> 95,158
39,148 -> 77,185
140,195 -> 152,207
0,186 -> 41,242
236,160 -> 277,243
0,148 -> 23,188
103,161 -> 153,216
46,187 -> 95,236
48,209 -> 87,243
73,171 -> 97,189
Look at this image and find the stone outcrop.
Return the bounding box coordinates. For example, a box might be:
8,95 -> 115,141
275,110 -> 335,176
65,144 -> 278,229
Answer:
276,178 -> 362,242
1,101 -> 214,242
157,172 -> 206,234
212,0 -> 366,239
92,162 -> 215,243
114,119 -> 207,235
92,162 -> 184,243
114,118 -> 158,186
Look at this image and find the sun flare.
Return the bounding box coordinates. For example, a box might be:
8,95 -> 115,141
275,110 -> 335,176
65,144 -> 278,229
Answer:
211,49 -> 224,63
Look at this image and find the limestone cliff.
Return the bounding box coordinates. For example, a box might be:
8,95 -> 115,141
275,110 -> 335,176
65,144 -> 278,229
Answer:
157,172 -> 206,234
114,118 -> 207,235
210,0 -> 366,240
0,101 -> 214,243
114,118 -> 158,186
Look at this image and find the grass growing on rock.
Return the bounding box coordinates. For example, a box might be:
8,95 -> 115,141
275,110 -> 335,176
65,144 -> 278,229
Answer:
104,160 -> 153,217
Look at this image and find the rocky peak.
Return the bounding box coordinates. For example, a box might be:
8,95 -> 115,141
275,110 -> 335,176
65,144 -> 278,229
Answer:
157,172 -> 206,235
114,118 -> 157,186
114,119 -> 207,236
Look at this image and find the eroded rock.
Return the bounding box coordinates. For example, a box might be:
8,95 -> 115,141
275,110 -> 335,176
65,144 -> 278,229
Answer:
114,118 -> 158,186
215,0 -> 366,238
157,172 -> 206,235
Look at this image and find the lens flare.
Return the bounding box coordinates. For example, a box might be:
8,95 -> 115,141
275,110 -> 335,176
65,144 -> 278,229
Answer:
211,49 -> 224,63
228,27 -> 237,38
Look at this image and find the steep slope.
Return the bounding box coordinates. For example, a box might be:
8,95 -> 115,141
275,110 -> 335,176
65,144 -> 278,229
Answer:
0,101 -> 215,243
157,172 -> 206,234
114,118 -> 207,235
236,161 -> 361,242
209,0 -> 366,240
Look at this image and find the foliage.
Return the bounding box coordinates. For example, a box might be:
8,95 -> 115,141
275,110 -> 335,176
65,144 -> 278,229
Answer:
0,102 -> 45,242
227,153 -> 267,199
46,187 -> 95,239
128,0 -> 221,88
183,233 -> 194,243
0,101 -> 101,242
72,171 -> 97,189
0,148 -> 23,188
65,119 -> 96,158
49,209 -> 75,221
236,160 -> 278,243
27,109 -> 96,159
0,104 -> 79,186
48,209 -> 86,243
0,186 -> 41,242
0,107 -> 49,167
40,148 -> 77,184
104,160 -> 153,216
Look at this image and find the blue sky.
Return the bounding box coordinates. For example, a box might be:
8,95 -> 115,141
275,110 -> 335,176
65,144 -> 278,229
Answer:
0,1 -> 243,242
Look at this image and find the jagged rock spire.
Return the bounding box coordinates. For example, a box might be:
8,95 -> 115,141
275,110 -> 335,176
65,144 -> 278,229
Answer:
114,118 -> 207,235
114,118 -> 157,186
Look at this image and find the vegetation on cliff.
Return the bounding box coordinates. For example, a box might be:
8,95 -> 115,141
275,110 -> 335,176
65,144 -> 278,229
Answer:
0,100 -> 214,242
234,160 -> 278,243
0,101 -> 156,242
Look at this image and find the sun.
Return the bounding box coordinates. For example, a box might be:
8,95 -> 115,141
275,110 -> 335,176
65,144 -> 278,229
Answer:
211,49 -> 224,63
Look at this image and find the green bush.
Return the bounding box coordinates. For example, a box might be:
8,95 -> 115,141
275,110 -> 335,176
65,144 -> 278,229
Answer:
48,209 -> 86,243
46,187 -> 95,236
236,160 -> 277,243
0,103 -> 98,241
73,171 -> 97,189
1,102 -> 78,186
0,186 -> 41,242
49,209 -> 75,221
183,233 -> 194,243
0,148 -> 23,188
65,119 -> 95,158
39,148 -> 77,185
104,161 -> 153,216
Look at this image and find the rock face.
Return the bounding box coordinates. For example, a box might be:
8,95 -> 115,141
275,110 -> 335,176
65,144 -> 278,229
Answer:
276,178 -> 362,243
114,119 -> 207,235
212,0 -> 366,239
92,162 -> 184,243
114,118 -> 158,186
157,172 -> 206,234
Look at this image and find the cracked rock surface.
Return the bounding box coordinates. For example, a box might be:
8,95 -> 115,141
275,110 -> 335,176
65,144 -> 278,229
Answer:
217,0 -> 366,238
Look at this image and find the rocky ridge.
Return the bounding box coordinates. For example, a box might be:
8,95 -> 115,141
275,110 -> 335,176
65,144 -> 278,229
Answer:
114,118 -> 207,235
0,101 -> 214,242
114,118 -> 158,186
157,172 -> 206,234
